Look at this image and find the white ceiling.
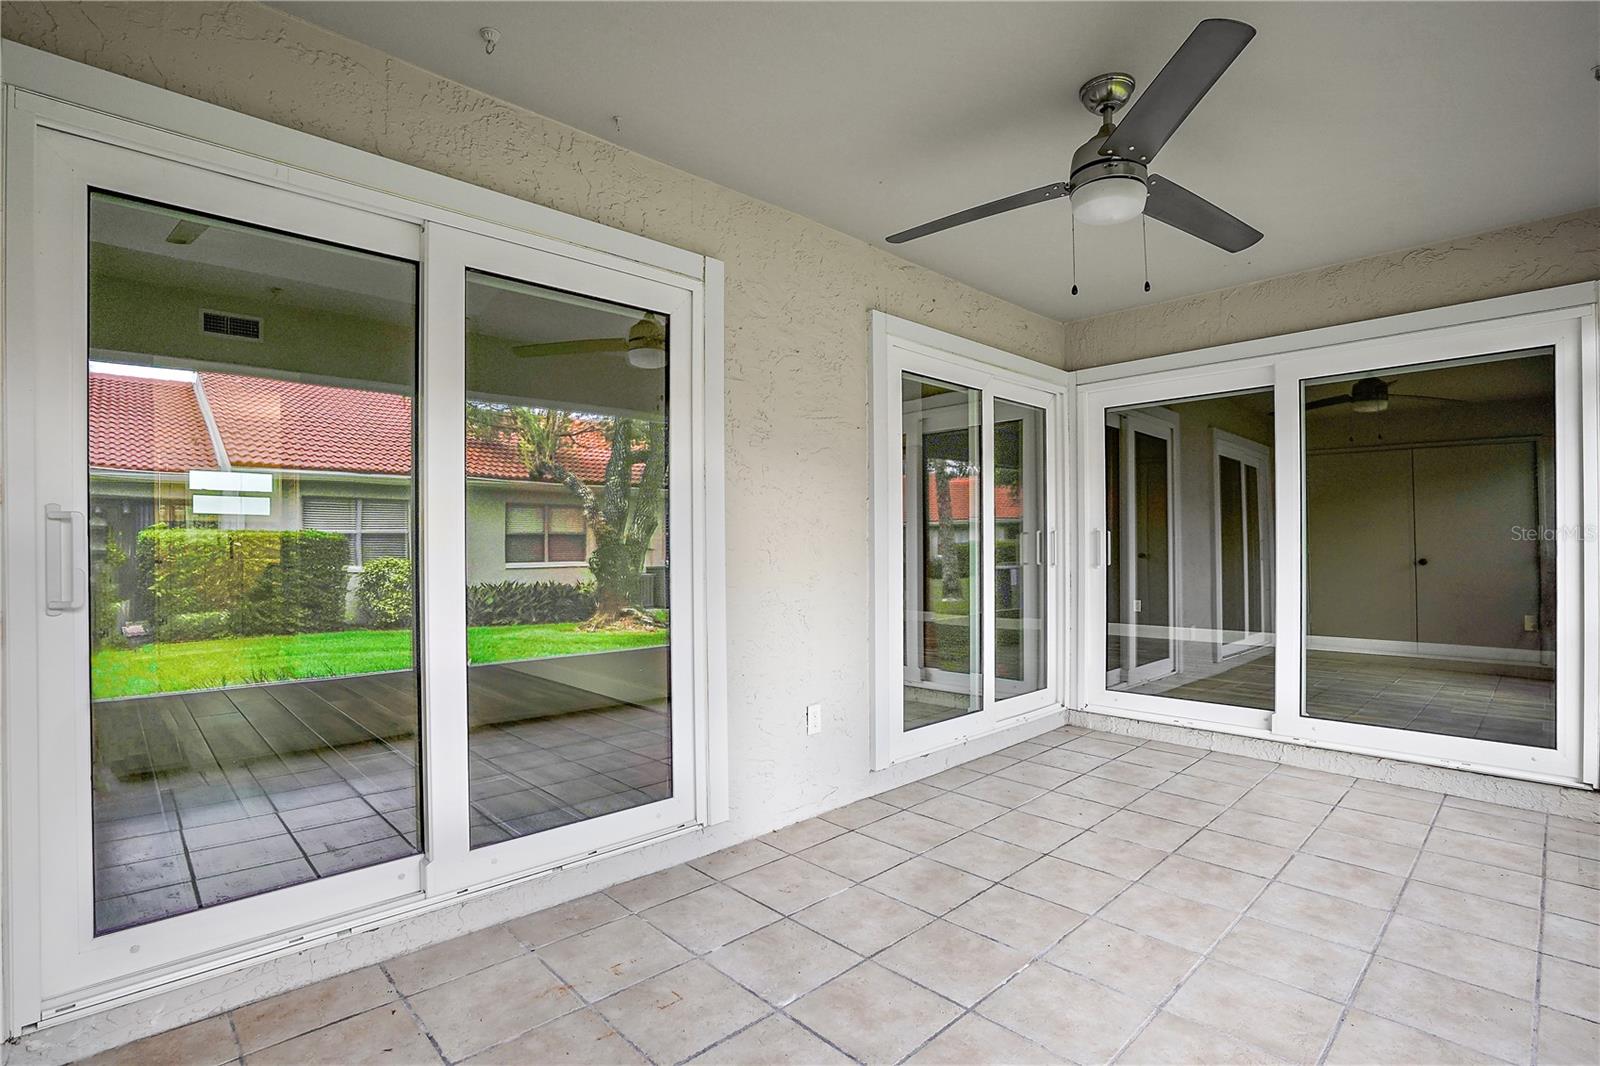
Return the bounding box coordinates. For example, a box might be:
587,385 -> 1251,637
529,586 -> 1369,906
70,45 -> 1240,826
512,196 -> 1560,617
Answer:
277,2 -> 1600,321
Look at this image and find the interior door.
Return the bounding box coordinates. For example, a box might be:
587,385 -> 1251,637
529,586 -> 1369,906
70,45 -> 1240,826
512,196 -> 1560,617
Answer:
992,384 -> 1057,714
1305,449 -> 1417,644
1115,412 -> 1177,685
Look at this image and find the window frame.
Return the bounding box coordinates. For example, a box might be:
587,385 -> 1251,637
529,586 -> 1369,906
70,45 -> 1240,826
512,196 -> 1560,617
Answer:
304,494 -> 413,568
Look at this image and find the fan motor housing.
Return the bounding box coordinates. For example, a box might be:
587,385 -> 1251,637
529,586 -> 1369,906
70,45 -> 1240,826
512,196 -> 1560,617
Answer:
1069,137 -> 1147,195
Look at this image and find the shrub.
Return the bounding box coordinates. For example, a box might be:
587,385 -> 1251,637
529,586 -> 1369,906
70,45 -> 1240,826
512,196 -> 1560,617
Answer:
466,579 -> 594,627
90,520 -> 128,649
136,526 -> 349,636
158,610 -> 231,642
356,557 -> 412,628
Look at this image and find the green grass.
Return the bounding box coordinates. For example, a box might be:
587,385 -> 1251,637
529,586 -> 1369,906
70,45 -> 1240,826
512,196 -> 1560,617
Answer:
92,624 -> 669,699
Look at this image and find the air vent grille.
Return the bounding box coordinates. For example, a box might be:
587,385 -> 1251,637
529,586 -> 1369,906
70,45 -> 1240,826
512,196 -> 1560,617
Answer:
200,310 -> 262,341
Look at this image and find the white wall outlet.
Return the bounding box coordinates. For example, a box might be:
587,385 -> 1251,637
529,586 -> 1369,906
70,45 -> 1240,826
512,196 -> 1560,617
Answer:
805,703 -> 823,736
1524,614 -> 1538,633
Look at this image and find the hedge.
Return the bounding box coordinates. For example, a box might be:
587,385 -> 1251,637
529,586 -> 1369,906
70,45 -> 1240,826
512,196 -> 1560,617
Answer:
356,557 -> 412,629
467,579 -> 594,627
136,526 -> 348,637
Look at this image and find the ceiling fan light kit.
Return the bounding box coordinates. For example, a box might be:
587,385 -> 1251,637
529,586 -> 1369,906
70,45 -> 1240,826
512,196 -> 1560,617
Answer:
885,18 -> 1264,292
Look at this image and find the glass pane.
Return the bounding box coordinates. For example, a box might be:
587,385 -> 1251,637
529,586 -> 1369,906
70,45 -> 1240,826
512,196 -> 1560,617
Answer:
1106,389 -> 1276,710
902,373 -> 982,730
995,399 -> 1046,697
87,193 -> 420,934
1303,349 -> 1555,747
464,270 -> 671,848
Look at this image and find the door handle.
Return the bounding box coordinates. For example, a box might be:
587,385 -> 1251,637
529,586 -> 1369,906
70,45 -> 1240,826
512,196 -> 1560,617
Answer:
45,504 -> 87,614
1416,558 -> 1428,566
1089,528 -> 1102,568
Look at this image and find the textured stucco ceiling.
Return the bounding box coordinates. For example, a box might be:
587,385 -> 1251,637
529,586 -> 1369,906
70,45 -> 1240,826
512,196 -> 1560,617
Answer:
276,2 -> 1600,322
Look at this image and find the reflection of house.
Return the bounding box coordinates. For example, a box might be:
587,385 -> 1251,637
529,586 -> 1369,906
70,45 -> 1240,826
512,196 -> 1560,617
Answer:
88,366 -> 666,607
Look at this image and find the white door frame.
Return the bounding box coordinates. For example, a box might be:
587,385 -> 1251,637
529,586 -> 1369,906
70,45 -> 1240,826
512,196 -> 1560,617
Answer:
1212,429 -> 1273,660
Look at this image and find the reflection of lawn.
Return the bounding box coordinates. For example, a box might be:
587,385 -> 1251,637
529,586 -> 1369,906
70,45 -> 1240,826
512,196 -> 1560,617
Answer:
92,624 -> 670,699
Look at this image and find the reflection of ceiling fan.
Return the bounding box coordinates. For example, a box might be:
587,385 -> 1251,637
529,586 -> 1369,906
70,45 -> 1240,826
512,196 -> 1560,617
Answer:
1304,377 -> 1466,414
512,313 -> 666,369
885,19 -> 1263,254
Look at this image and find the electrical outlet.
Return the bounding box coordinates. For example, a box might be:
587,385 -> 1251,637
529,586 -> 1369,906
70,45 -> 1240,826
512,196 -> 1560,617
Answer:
805,703 -> 823,736
1524,614 -> 1538,633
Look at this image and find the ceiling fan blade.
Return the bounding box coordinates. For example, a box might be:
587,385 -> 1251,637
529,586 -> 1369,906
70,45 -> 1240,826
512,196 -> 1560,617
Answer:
886,182 -> 1069,244
513,337 -> 627,358
1100,18 -> 1255,165
1390,393 -> 1468,404
1144,175 -> 1263,252
1304,395 -> 1354,411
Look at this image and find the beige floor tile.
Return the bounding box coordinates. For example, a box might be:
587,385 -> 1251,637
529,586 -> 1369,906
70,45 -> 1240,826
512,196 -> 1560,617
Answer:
607,863 -> 715,911
231,966 -> 396,1054
535,914 -> 690,1000
1548,827 -> 1600,861
1395,879 -> 1540,949
1167,959 -> 1343,1063
726,855 -> 851,914
1277,854 -> 1404,910
945,884 -> 1088,954
80,1016 -> 238,1066
1435,804 -> 1547,846
857,809 -> 967,853
978,962 -> 1151,1064
792,884 -> 934,955
1412,851 -> 1543,908
505,892 -> 626,948
911,792 -> 1009,831
407,953 -> 578,1061
1003,855 -> 1128,912
866,856 -> 991,915
1139,855 -> 1266,912
1540,954 -> 1600,1022
1353,957 -> 1533,1062
1248,882 -> 1388,950
1094,810 -> 1197,853
1428,826 -> 1543,876
1174,829 -> 1290,877
1018,790 -> 1120,830
1089,760 -> 1172,790
244,1003 -> 437,1066
1100,884 -> 1236,953
1336,788 -> 1440,826
1377,914 -> 1537,1000
925,832 -> 1040,881
1255,770 -> 1349,805
1537,1006 -> 1600,1066
689,839 -> 785,880
1052,831 -> 1166,880
978,810 -> 1083,852
962,753 -> 1021,774
878,920 -> 1031,1006
1211,917 -> 1369,1001
956,775 -> 1048,809
906,1013 -> 1064,1065
641,882 -> 783,953
596,960 -> 767,1064
384,925 -> 525,995
688,1014 -> 851,1065
1442,796 -> 1545,826
1156,772 -> 1249,807
994,761 -> 1077,791
1116,1011 -> 1283,1065
706,919 -> 858,1005
1324,1010 -> 1500,1066
764,816 -> 849,851
1119,746 -> 1201,773
1545,880 -> 1600,923
1185,758 -> 1273,788
818,798 -> 897,831
1541,913 -> 1600,967
788,962 -> 964,1064
1233,787 -> 1332,826
799,831 -> 915,881
1302,827 -> 1418,877
1549,852 -> 1600,891
1320,807 -> 1429,847
463,1009 -> 647,1065
1048,918 -> 1199,1006
1126,790 -> 1224,828
926,767 -> 986,790
879,781 -> 948,809
1032,748 -> 1111,776
1056,775 -> 1146,808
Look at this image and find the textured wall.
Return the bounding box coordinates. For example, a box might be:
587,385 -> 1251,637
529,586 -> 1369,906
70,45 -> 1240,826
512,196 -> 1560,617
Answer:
1066,208 -> 1600,368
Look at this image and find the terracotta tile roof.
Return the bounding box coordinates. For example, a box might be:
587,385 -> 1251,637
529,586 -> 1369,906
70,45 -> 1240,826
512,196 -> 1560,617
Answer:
923,475 -> 1024,521
88,373 -> 217,472
88,369 -> 623,484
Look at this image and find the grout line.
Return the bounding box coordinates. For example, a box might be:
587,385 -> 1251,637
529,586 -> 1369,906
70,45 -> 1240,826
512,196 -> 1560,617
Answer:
377,964 -> 450,1064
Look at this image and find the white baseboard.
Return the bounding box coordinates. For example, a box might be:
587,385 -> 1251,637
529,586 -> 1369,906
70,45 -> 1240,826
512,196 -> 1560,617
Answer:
1306,634 -> 1543,666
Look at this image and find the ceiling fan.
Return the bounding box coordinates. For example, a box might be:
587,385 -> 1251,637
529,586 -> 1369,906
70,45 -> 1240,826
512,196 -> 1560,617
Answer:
885,19 -> 1263,258
1304,377 -> 1466,414
512,313 -> 667,369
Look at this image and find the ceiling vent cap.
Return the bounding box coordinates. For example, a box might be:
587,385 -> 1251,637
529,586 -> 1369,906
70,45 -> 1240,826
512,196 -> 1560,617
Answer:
200,310 -> 262,341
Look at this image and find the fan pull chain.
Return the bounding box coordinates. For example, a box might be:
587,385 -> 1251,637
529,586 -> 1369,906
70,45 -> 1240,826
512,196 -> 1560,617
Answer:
1141,214 -> 1151,293
1070,212 -> 1079,297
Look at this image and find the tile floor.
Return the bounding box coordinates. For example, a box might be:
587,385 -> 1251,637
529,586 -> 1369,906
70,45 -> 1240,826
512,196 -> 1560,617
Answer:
92,665 -> 668,933
85,726 -> 1598,1066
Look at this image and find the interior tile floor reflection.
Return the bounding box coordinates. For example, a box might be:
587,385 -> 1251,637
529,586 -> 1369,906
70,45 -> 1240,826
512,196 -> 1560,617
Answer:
87,726 -> 1599,1066
92,666 -> 668,932
1124,650 -> 1556,747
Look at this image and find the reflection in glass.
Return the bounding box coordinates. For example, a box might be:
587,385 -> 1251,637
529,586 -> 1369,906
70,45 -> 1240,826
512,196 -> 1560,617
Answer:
464,271 -> 671,847
995,399 -> 1047,698
902,374 -> 982,729
87,194 -> 420,933
1106,389 -> 1276,709
1303,350 -> 1555,747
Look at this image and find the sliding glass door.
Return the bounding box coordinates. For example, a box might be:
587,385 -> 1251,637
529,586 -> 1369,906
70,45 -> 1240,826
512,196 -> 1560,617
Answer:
875,335 -> 1061,767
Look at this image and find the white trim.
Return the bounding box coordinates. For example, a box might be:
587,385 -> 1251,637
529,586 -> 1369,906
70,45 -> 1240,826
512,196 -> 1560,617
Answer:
1211,429 -> 1273,661
1305,635 -> 1546,666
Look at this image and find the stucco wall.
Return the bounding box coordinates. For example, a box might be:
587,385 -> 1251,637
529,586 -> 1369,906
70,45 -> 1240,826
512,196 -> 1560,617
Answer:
1066,208 -> 1600,368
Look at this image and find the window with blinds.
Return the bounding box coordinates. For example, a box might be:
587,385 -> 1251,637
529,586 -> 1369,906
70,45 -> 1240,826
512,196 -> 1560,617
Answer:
505,503 -> 586,564
303,495 -> 411,566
